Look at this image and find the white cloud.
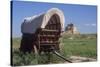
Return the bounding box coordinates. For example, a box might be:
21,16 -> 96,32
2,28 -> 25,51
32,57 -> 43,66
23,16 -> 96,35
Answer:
91,23 -> 96,26
85,23 -> 96,27
85,24 -> 90,26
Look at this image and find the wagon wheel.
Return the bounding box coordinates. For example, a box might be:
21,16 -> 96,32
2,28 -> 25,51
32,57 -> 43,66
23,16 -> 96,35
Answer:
33,45 -> 39,64
33,45 -> 38,54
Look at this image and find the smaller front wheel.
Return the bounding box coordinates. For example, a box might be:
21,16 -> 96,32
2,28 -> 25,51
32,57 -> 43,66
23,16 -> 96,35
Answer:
34,45 -> 38,54
33,45 -> 39,64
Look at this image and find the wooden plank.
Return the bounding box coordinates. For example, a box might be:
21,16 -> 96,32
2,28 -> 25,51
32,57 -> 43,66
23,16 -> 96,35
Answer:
40,43 -> 57,46
40,35 -> 55,37
41,29 -> 59,32
37,34 -> 40,51
39,35 -> 60,37
40,41 -> 59,44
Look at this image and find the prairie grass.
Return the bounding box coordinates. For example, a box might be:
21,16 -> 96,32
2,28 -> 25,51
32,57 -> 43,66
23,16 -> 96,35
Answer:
12,34 -> 97,65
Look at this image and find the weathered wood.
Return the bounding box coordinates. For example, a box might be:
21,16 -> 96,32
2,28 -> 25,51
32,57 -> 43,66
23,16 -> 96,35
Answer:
20,14 -> 62,53
41,29 -> 59,32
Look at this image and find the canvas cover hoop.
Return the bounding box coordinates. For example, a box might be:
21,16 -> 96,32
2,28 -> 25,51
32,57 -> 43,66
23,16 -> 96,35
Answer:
21,8 -> 65,34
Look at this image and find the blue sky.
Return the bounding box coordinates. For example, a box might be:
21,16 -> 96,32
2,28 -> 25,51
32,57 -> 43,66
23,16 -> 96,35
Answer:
12,1 -> 97,37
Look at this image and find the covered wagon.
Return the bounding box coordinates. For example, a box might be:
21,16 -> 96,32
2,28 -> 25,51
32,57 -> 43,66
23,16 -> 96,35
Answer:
20,8 -> 65,53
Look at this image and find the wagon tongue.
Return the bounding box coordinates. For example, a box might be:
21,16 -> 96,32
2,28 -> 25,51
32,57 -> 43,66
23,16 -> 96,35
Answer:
53,50 -> 72,63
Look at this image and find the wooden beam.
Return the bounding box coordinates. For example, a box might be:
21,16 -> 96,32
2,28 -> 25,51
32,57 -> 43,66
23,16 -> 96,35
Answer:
41,29 -> 60,32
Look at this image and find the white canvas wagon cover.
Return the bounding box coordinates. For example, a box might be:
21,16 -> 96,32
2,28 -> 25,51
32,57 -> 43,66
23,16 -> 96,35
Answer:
21,8 -> 65,34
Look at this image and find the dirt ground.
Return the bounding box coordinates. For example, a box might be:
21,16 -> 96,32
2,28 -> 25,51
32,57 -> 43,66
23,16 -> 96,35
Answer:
64,56 -> 97,63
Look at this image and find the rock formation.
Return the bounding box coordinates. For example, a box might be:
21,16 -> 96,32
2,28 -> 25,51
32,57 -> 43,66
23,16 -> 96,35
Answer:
65,23 -> 80,35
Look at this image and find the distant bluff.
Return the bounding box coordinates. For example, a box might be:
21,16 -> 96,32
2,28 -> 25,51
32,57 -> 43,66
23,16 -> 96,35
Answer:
65,23 -> 80,35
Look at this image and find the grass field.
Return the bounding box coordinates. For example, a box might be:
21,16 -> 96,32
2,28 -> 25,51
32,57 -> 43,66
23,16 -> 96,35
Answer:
60,33 -> 97,58
12,33 -> 97,66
